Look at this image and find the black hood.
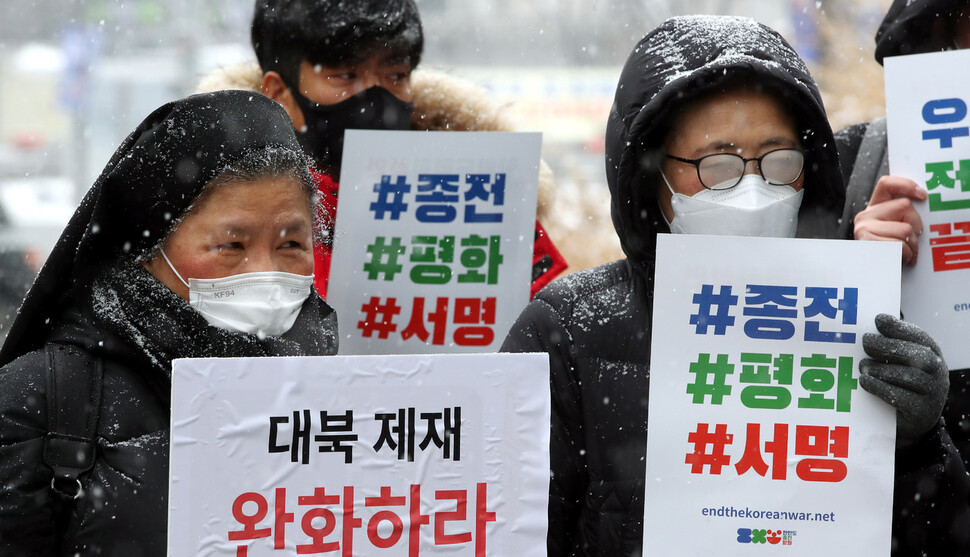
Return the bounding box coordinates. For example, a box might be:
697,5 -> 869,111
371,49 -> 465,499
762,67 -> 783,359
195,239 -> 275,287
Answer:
0,90 -> 304,366
875,0 -> 966,64
604,15 -> 844,267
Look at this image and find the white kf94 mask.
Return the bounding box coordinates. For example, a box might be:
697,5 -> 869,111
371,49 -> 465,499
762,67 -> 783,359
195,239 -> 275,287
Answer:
662,172 -> 804,237
160,248 -> 313,338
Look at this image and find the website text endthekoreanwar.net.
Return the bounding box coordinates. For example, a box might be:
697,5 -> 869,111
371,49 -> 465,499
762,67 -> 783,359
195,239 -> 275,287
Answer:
701,505 -> 835,522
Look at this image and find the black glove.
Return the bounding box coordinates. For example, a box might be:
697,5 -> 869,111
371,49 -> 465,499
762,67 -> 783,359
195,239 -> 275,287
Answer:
859,313 -> 949,442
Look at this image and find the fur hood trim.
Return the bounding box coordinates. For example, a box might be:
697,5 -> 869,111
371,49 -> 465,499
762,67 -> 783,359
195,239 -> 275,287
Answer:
197,62 -> 555,219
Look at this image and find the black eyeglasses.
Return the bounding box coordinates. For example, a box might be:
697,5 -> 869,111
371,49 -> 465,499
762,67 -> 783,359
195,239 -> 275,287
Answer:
665,148 -> 805,191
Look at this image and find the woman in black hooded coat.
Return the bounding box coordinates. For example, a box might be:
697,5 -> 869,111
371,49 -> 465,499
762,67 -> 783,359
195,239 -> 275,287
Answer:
502,15 -> 970,556
0,90 -> 338,555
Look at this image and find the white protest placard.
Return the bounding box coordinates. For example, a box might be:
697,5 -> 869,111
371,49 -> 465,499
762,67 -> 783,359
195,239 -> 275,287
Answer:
328,130 -> 541,355
885,49 -> 970,369
167,353 -> 549,556
643,234 -> 899,555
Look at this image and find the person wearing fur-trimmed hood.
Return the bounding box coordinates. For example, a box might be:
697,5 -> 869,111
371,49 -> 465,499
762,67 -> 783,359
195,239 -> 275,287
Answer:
198,0 -> 568,300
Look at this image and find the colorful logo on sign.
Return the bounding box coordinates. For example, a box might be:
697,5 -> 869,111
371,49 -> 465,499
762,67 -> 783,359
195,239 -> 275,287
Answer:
736,528 -> 796,546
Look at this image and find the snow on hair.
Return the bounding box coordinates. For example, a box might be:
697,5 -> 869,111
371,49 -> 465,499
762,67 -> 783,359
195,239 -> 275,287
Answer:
141,145 -> 319,260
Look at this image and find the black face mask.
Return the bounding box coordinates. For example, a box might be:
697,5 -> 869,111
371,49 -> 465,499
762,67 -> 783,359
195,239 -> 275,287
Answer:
291,86 -> 414,179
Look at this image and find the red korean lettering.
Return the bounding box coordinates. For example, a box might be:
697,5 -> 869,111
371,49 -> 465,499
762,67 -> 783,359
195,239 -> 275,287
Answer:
228,492 -> 271,557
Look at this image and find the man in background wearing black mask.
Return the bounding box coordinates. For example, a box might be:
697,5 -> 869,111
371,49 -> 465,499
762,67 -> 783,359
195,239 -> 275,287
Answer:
253,0 -> 419,180
232,0 -> 568,299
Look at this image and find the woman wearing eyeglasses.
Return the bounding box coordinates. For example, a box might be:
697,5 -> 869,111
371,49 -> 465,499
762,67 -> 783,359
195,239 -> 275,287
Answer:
658,87 -> 807,238
502,15 -> 970,557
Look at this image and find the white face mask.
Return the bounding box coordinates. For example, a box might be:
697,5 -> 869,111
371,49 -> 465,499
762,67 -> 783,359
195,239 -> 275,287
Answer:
159,249 -> 313,338
662,172 -> 804,237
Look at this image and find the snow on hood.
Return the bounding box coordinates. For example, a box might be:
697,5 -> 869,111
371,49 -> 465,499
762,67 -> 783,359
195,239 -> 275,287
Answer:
604,15 -> 843,267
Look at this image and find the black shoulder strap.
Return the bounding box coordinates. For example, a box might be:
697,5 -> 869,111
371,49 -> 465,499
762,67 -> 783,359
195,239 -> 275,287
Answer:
43,343 -> 103,500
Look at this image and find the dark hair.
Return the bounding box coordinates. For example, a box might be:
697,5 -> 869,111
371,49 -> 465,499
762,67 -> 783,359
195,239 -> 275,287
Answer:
252,0 -> 424,89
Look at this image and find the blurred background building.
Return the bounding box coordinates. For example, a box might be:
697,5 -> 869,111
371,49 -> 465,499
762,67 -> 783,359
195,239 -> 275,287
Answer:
0,0 -> 892,277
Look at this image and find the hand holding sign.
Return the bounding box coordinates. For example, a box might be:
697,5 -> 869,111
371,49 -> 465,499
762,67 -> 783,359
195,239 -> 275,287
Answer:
860,313 -> 949,441
853,176 -> 926,267
644,234 -> 899,555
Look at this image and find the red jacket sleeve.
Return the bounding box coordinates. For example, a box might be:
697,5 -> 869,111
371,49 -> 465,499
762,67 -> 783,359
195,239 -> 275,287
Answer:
312,169 -> 339,299
531,220 -> 568,298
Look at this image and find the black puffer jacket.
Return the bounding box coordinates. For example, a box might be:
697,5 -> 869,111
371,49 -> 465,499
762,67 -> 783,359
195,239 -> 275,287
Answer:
502,15 -> 970,556
0,263 -> 337,555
